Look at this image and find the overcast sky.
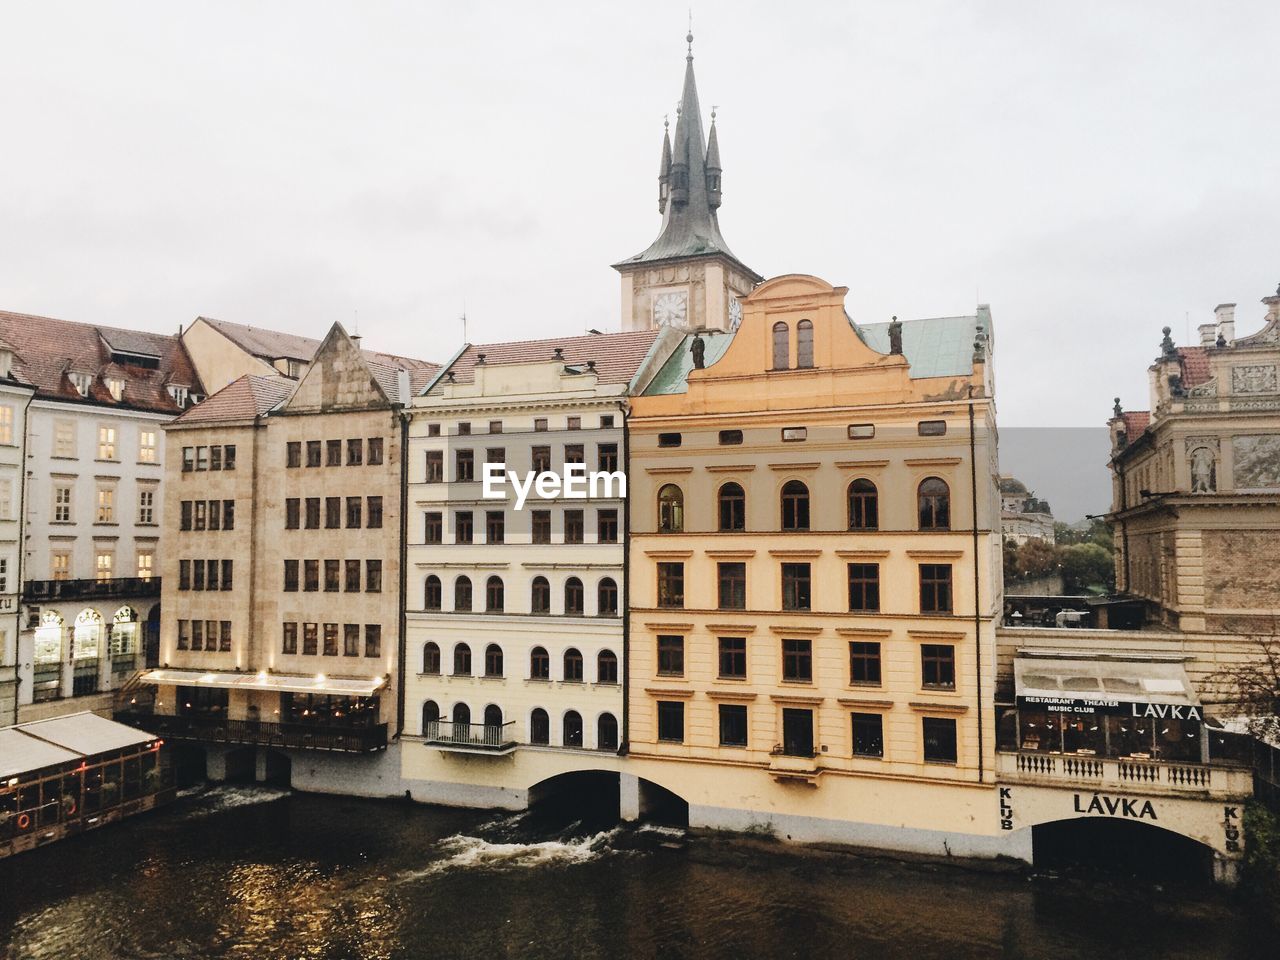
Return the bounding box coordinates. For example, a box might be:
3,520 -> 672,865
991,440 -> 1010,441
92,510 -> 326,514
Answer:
2,1 -> 1277,434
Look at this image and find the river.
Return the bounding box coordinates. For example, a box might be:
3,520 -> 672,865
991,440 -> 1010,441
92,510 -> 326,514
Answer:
0,786 -> 1271,959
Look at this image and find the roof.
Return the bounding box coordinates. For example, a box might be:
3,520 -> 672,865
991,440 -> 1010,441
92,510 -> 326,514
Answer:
1120,411 -> 1151,443
0,309 -> 203,413
644,330 -> 737,395
439,330 -> 662,388
0,728 -> 81,780
0,712 -> 156,780
1014,656 -> 1197,708
1177,346 -> 1212,387
171,374 -> 295,425
1000,477 -> 1029,495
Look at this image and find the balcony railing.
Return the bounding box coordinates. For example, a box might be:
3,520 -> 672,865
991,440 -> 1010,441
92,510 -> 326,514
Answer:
997,750 -> 1253,798
119,712 -> 388,754
24,577 -> 162,603
423,720 -> 518,754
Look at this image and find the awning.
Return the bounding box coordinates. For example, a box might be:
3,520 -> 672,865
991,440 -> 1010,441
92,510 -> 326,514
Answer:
140,668 -> 387,698
1,712 -> 157,781
1014,656 -> 1202,720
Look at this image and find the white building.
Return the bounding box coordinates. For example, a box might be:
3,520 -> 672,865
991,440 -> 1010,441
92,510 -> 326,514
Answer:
999,476 -> 1055,545
0,338 -> 36,724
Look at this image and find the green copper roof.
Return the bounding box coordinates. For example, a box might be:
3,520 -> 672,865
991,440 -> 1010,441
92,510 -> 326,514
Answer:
643,330 -> 737,395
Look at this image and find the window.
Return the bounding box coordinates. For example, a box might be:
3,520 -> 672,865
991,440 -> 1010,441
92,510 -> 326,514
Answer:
284,559 -> 299,592
918,420 -> 947,437
210,500 -> 225,531
455,511 -> 473,544
484,704 -> 502,728
453,643 -> 472,676
456,449 -> 474,482
923,717 -> 958,764
345,559 -> 361,592
597,577 -> 618,617
194,500 -> 207,531
657,484 -> 684,532
717,562 -> 746,610
95,550 -> 114,581
367,437 -> 384,465
180,500 -> 193,531
54,420 -> 76,457
421,700 -> 440,734
138,488 -> 155,524
597,650 -> 618,684
346,438 -> 363,466
563,711 -> 584,748
564,509 -> 584,544
852,713 -> 884,758
427,423 -> 441,437
531,509 -> 551,543
780,480 -> 809,531
283,623 -> 298,655
210,445 -> 222,471
769,320 -> 793,372
366,560 -> 383,593
486,447 -> 505,469
597,508 -> 618,543
97,425 -> 117,460
718,637 -> 747,679
566,416 -> 581,431
530,647 -> 550,680
221,559 -> 233,590
425,450 -> 444,482
347,497 -> 363,529
424,576 -> 442,610
598,713 -> 619,751
921,644 -> 956,690
306,440 -> 322,467
485,576 -> 504,613
422,642 -> 441,674
96,485 -> 115,523
326,439 -> 342,467
600,415 -> 614,429
195,447 -> 209,471
485,644 -> 504,678
325,497 -> 341,529
367,497 -> 383,529
847,563 -> 880,612
286,442 -> 301,468
781,426 -> 807,442
303,623 -> 318,655
455,576 -> 473,612
657,701 -> 684,743
488,420 -> 502,434
848,479 -> 878,530
531,576 -> 551,614
285,498 -> 300,529
425,512 -> 443,543
138,430 -> 157,463
657,635 -> 684,677
718,429 -> 743,445
796,319 -> 814,368
344,624 -> 360,657
719,704 -> 748,747
179,559 -> 191,590
918,477 -> 951,530
564,577 -> 584,615
53,484 -> 73,522
848,424 -> 875,440
781,563 -> 811,611
530,708 -> 550,744
532,446 -> 551,472
323,623 -> 338,656
598,443 -> 618,472
456,422 -> 471,436
920,564 -> 954,614
656,562 -> 684,608
223,500 -> 235,529
718,482 -> 745,531
485,510 -> 504,543
849,642 -> 882,685
564,443 -> 584,464
533,418 -> 548,432
305,498 -> 320,529
657,432 -> 681,448
52,552 -> 71,581
137,550 -> 154,580
304,559 -> 319,592
782,638 -> 812,682
563,648 -> 584,682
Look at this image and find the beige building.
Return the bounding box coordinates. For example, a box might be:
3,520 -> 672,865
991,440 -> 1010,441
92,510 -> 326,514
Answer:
998,476 -> 1055,546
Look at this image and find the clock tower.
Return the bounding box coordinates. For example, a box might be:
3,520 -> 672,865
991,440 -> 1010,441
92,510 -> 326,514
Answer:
613,32 -> 762,333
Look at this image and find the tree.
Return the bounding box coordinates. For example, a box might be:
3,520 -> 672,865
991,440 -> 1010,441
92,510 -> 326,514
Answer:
1002,539 -> 1019,582
1058,542 -> 1114,593
1014,539 -> 1058,580
1208,635 -> 1280,744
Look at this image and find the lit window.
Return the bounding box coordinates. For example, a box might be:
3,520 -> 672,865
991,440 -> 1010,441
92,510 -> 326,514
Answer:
51,553 -> 71,581
53,484 -> 73,523
96,486 -> 115,523
0,405 -> 12,445
138,430 -> 157,463
95,551 -> 114,581
138,488 -> 155,524
137,551 -> 155,580
97,425 -> 117,460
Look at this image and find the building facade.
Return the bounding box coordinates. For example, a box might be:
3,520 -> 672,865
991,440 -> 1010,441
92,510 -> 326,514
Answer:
998,476 -> 1055,545
0,341 -> 35,724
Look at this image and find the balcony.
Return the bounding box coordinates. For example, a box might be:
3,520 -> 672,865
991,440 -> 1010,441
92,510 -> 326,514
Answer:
24,577 -> 162,604
423,720 -> 518,755
996,751 -> 1253,799
119,712 -> 388,754
768,746 -> 821,785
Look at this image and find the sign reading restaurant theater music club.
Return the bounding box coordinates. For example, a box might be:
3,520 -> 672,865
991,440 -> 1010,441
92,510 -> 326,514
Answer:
1016,693 -> 1204,721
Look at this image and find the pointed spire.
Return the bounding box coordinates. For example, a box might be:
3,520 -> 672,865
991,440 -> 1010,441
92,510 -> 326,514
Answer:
705,108 -> 722,209
658,116 -> 672,214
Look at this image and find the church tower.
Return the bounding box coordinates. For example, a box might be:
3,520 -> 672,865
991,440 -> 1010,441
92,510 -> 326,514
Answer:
614,32 -> 762,332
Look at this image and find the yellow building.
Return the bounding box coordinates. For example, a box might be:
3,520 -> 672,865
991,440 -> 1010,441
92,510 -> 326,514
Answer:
624,273 -> 1009,856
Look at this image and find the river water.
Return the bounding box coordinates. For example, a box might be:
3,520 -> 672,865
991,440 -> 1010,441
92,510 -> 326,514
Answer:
0,786 -> 1271,960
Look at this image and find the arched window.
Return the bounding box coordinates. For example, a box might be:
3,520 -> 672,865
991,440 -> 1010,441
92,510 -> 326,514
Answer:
421,700 -> 440,737
424,576 -> 442,610
718,482 -> 745,531
73,609 -> 104,660
772,321 -> 789,369
781,480 -> 810,531
848,478 -> 878,530
452,702 -> 471,739
453,643 -> 472,676
530,708 -> 550,745
597,577 -> 618,617
484,643 -> 503,678
530,646 -> 550,680
454,576 -> 472,613
796,319 -> 814,368
483,704 -> 503,728
564,577 -> 584,615
485,576 -> 504,613
531,576 -> 550,614
597,650 -> 618,684
422,642 -> 441,675
598,712 -> 619,751
657,484 -> 684,533
563,710 -> 584,748
564,648 -> 584,682
918,477 -> 951,530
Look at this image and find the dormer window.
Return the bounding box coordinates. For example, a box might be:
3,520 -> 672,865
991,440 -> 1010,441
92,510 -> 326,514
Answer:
69,372 -> 92,397
167,385 -> 188,407
0,349 -> 11,379
106,377 -> 125,401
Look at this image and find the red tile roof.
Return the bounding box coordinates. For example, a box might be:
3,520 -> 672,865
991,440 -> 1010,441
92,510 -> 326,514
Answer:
442,330 -> 661,387
1177,346 -> 1212,387
170,375 -> 295,426
0,309 -> 203,414
1121,411 -> 1151,443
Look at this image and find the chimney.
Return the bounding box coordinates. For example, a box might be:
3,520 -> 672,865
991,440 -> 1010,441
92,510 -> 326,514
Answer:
1215,303 -> 1236,344
396,368 -> 410,403
1198,323 -> 1216,347
553,347 -> 563,360
476,353 -> 486,364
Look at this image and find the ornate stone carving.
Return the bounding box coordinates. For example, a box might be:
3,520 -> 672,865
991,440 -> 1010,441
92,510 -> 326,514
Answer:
1187,377 -> 1217,398
1184,436 -> 1220,453
1233,434 -> 1280,489
1189,445 -> 1217,493
1231,364 -> 1278,394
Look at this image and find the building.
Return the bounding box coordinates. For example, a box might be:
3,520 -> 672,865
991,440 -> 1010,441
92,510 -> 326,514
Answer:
400,329 -> 680,807
624,273 -> 1006,855
130,323 -> 436,790
0,310 -> 204,723
998,476 -> 1055,545
0,341 -> 35,724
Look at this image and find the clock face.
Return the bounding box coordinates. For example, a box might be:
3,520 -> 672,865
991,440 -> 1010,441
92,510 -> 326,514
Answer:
728,297 -> 742,331
652,290 -> 690,329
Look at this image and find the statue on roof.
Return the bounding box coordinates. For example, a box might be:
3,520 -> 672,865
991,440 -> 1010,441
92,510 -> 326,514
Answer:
690,332 -> 706,369
888,317 -> 903,356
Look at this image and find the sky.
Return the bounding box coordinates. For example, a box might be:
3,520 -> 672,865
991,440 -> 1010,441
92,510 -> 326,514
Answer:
2,1 -> 1277,453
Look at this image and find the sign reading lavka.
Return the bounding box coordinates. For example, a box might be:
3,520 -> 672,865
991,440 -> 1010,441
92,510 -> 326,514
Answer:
1016,695 -> 1203,721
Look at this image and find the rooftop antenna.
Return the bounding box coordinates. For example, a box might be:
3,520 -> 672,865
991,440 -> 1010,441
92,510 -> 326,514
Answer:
461,298 -> 468,344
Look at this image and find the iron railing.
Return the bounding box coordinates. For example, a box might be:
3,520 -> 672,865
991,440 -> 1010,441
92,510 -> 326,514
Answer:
423,720 -> 517,751
119,712 -> 388,754
24,576 -> 162,603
